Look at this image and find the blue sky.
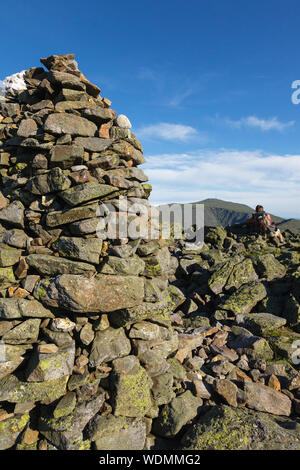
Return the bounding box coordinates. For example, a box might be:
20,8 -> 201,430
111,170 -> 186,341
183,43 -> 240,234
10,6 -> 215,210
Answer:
1,0 -> 300,217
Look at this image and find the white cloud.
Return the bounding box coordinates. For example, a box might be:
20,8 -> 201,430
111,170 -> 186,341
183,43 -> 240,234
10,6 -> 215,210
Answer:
142,149 -> 300,218
136,122 -> 199,142
225,115 -> 295,131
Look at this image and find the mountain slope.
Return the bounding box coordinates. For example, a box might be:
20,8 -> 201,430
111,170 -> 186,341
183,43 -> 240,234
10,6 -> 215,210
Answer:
158,198 -> 300,233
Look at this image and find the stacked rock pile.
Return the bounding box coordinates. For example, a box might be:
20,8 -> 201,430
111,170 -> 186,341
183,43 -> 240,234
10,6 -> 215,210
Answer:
0,54 -> 299,451
0,54 -> 185,450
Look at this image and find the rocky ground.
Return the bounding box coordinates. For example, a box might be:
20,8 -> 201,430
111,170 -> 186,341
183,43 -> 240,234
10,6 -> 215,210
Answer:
0,53 -> 299,451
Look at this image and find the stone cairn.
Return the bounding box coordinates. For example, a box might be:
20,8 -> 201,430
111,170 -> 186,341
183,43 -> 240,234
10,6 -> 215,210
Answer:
1,55 -> 300,451
0,53 -> 193,450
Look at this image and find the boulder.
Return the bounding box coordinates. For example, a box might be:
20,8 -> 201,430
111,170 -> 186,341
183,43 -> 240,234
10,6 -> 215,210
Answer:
52,237 -> 103,264
236,312 -> 287,336
110,355 -> 152,418
221,281 -> 267,315
244,382 -> 292,416
58,182 -> 117,206
0,374 -> 69,404
34,274 -> 144,313
25,342 -> 75,382
50,145 -> 84,169
44,113 -> 97,136
225,258 -> 258,291
99,256 -> 145,275
87,415 -> 146,450
0,201 -> 24,228
152,390 -> 202,437
89,328 -> 131,366
39,393 -> 105,449
26,254 -> 96,276
0,413 -> 30,450
253,253 -> 286,281
2,319 -> 40,344
181,405 -> 300,450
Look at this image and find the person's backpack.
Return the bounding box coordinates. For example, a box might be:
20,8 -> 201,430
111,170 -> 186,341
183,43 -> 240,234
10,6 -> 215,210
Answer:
252,211 -> 270,235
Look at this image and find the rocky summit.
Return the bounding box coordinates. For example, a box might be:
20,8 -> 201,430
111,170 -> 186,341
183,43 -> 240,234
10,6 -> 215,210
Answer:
0,54 -> 299,451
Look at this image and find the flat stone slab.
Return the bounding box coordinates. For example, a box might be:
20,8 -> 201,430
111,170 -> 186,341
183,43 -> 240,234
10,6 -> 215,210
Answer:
34,274 -> 144,313
44,113 -> 97,137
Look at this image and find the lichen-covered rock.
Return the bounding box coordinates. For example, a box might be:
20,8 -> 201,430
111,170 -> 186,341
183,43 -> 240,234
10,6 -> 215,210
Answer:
2,318 -> 40,344
89,328 -> 131,366
0,245 -> 22,267
39,393 -> 105,449
0,413 -> 30,450
99,256 -> 145,275
50,144 -> 84,169
46,203 -> 99,227
229,327 -> 274,361
87,415 -> 146,450
53,392 -> 77,419
253,253 -> 286,281
34,274 -> 144,313
236,312 -> 286,336
152,390 -> 202,437
25,342 -> 75,382
52,237 -> 103,264
111,294 -> 174,327
221,281 -> 267,315
26,254 -> 96,276
181,406 -> 300,450
151,372 -> 175,406
143,247 -> 172,277
58,182 -> 117,206
0,298 -> 54,319
284,294 -> 300,326
225,258 -> 258,291
110,355 -> 153,418
27,167 -> 71,195
205,226 -> 227,248
208,260 -> 235,294
0,374 -> 69,404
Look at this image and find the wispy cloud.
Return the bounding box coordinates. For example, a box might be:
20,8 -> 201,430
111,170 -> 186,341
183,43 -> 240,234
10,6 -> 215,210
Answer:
225,115 -> 295,131
143,149 -> 300,218
136,122 -> 200,142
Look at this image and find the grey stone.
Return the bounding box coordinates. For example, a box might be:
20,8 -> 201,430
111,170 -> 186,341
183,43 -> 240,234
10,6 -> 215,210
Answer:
74,137 -> 113,152
26,342 -> 75,382
181,405 -> 300,450
0,201 -> 24,228
0,413 -> 30,450
34,274 -> 145,313
50,145 -> 84,169
116,114 -> 132,129
88,415 -> 146,450
58,182 -> 117,206
26,254 -> 96,276
152,391 -> 202,437
111,355 -> 153,418
244,382 -> 292,416
52,237 -> 103,264
89,327 -> 131,366
44,113 -> 97,137
2,318 -> 40,344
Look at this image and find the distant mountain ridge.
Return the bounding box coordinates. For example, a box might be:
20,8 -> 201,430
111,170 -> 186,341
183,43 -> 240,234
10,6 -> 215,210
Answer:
158,198 -> 300,234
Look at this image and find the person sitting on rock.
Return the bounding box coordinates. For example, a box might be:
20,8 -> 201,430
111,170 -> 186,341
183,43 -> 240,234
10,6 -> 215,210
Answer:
245,205 -> 284,242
